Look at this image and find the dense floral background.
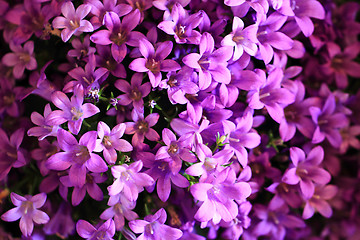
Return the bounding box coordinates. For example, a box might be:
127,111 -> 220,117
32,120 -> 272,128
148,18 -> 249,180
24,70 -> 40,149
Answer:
0,0 -> 359,239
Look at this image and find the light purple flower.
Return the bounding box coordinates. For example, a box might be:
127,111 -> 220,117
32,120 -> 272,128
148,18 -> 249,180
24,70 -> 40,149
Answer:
107,160 -> 154,201
52,2 -> 94,42
247,68 -> 295,123
157,3 -> 204,44
1,192 -> 49,237
182,32 -> 233,90
129,208 -> 183,240
2,41 -> 37,79
48,85 -> 100,135
27,103 -> 60,140
221,17 -> 258,60
129,38 -> 181,87
282,146 -> 331,199
100,193 -> 138,230
190,167 -> 251,225
45,129 -> 108,187
94,121 -> 133,165
278,0 -> 325,37
76,218 -> 115,240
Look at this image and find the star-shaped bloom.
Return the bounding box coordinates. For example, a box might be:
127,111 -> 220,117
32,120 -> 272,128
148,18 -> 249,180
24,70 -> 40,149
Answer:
76,218 -> 115,240
94,121 -> 133,165
52,2 -> 94,42
45,129 -> 108,187
1,192 -> 49,237
129,38 -> 181,88
48,85 -> 100,135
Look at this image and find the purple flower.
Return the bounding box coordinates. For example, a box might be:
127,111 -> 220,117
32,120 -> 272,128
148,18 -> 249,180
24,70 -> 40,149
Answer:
90,10 -> 143,62
61,172 -> 107,206
278,0 -> 325,37
282,146 -> 331,199
252,200 -> 305,240
221,17 -> 258,60
64,53 -> 109,94
247,68 -> 295,123
125,109 -> 160,148
182,32 -> 233,90
2,41 -> 37,79
94,121 -> 133,165
52,2 -> 94,42
302,184 -> 338,219
67,35 -> 96,60
45,129 -> 108,187
310,94 -> 349,148
28,103 -> 60,140
0,128 -> 27,180
157,3 -> 204,44
129,208 -> 183,240
190,167 -> 251,225
1,192 -> 49,237
115,73 -> 151,111
129,38 -> 181,88
0,79 -> 26,117
185,143 -> 233,180
107,160 -> 154,201
76,218 -> 115,240
43,202 -> 75,238
100,193 -> 138,230
254,12 -> 294,64
48,85 -> 100,135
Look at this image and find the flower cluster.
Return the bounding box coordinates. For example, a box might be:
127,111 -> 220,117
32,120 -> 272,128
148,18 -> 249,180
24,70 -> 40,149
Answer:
0,0 -> 359,239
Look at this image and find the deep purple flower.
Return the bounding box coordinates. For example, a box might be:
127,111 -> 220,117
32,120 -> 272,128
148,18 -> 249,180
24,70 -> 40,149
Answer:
28,103 -> 60,140
221,17 -> 258,60
61,172 -> 107,206
2,41 -> 37,79
45,129 -> 108,187
302,184 -> 338,219
129,38 -> 181,87
310,94 -> 349,148
115,73 -> 151,111
52,2 -> 94,42
0,79 -> 26,117
157,3 -> 204,44
190,167 -> 251,225
251,200 -> 305,240
76,218 -> 115,240
43,202 -> 75,238
1,192 -> 49,237
67,35 -> 96,60
125,109 -> 160,148
64,53 -> 109,94
320,42 -> 360,89
129,208 -> 183,240
95,44 -> 127,78
282,146 -> 331,199
94,121 -> 133,165
182,32 -> 233,90
90,10 -> 143,62
108,160 -> 154,201
0,128 -> 27,181
48,85 -> 100,135
155,128 -> 197,163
